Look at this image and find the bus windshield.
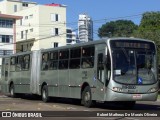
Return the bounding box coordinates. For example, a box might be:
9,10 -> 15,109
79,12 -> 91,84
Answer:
111,40 -> 157,85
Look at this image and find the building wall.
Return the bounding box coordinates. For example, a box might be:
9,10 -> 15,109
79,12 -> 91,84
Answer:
38,5 -> 66,49
0,0 -> 6,13
0,19 -> 14,55
0,0 -> 37,14
13,5 -> 40,51
66,28 -> 76,45
13,4 -> 66,52
0,0 -> 67,52
78,14 -> 93,42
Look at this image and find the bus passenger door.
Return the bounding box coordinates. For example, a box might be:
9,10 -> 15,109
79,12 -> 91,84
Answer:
95,48 -> 106,101
4,58 -> 10,82
1,58 -> 10,93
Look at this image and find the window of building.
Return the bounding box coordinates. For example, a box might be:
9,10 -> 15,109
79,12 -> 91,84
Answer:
25,30 -> 28,40
14,5 -> 17,12
55,28 -> 59,35
0,19 -> 13,28
29,14 -> 33,18
30,43 -> 33,46
52,42 -> 58,48
5,50 -> 13,55
20,19 -> 22,25
30,28 -> 33,32
51,14 -> 60,22
0,35 -> 13,43
55,14 -> 59,21
25,16 -> 28,20
22,3 -> 28,7
21,31 -> 24,39
21,45 -> 23,52
51,28 -> 59,36
0,50 -> 13,56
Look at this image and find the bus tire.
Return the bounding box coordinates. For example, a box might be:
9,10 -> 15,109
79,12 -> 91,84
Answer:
9,84 -> 16,98
82,86 -> 93,107
42,85 -> 50,102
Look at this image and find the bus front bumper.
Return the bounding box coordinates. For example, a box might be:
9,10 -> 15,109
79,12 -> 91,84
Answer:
105,89 -> 158,101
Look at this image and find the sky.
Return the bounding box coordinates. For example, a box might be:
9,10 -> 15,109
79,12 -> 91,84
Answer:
32,0 -> 160,39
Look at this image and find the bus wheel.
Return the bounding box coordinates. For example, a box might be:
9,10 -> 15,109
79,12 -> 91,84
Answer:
42,85 -> 50,102
9,84 -> 16,98
82,86 -> 93,107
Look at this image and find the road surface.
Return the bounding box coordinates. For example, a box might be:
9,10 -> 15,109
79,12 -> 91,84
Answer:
0,94 -> 160,120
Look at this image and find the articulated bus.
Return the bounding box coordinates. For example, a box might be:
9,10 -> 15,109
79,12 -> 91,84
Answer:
0,38 -> 159,108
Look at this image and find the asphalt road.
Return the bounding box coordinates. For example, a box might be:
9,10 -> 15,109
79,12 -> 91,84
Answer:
0,94 -> 160,120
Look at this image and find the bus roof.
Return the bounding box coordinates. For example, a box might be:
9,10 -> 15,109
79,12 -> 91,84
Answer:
0,37 -> 155,58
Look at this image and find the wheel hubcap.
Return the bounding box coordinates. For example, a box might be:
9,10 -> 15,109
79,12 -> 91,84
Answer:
42,90 -> 46,99
10,88 -> 13,96
84,92 -> 90,102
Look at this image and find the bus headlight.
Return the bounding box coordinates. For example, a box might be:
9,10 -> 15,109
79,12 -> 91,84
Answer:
148,87 -> 158,93
112,87 -> 122,92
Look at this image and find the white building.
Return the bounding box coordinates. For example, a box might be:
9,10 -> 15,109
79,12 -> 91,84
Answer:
66,28 -> 76,45
0,0 -> 37,14
0,13 -> 22,55
78,14 -> 93,42
0,0 -> 67,52
0,13 -> 21,84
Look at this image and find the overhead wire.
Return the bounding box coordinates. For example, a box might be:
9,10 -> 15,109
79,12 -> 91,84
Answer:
0,12 -> 159,47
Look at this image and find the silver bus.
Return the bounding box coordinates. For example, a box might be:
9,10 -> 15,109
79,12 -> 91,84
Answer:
0,38 -> 159,108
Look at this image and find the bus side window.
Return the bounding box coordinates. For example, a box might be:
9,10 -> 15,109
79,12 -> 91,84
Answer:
70,48 -> 81,69
16,56 -> 23,71
23,55 -> 30,70
81,46 -> 95,68
4,58 -> 9,77
42,53 -> 49,70
59,50 -> 69,69
10,57 -> 16,72
49,52 -> 58,70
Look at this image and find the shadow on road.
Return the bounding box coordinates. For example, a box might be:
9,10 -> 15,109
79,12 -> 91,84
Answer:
17,94 -> 160,110
93,102 -> 160,110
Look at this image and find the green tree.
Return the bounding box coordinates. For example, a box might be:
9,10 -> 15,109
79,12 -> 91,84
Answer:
134,11 -> 160,64
135,11 -> 160,45
98,20 -> 138,38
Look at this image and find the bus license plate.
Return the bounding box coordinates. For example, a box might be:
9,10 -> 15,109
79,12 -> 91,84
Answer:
132,94 -> 142,99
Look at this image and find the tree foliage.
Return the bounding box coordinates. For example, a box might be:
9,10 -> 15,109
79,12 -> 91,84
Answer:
98,20 -> 138,38
98,11 -> 160,64
135,11 -> 160,64
135,12 -> 160,45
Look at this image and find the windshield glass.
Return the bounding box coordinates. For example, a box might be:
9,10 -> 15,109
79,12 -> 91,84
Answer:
113,49 -> 137,84
111,40 -> 156,85
137,51 -> 156,84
